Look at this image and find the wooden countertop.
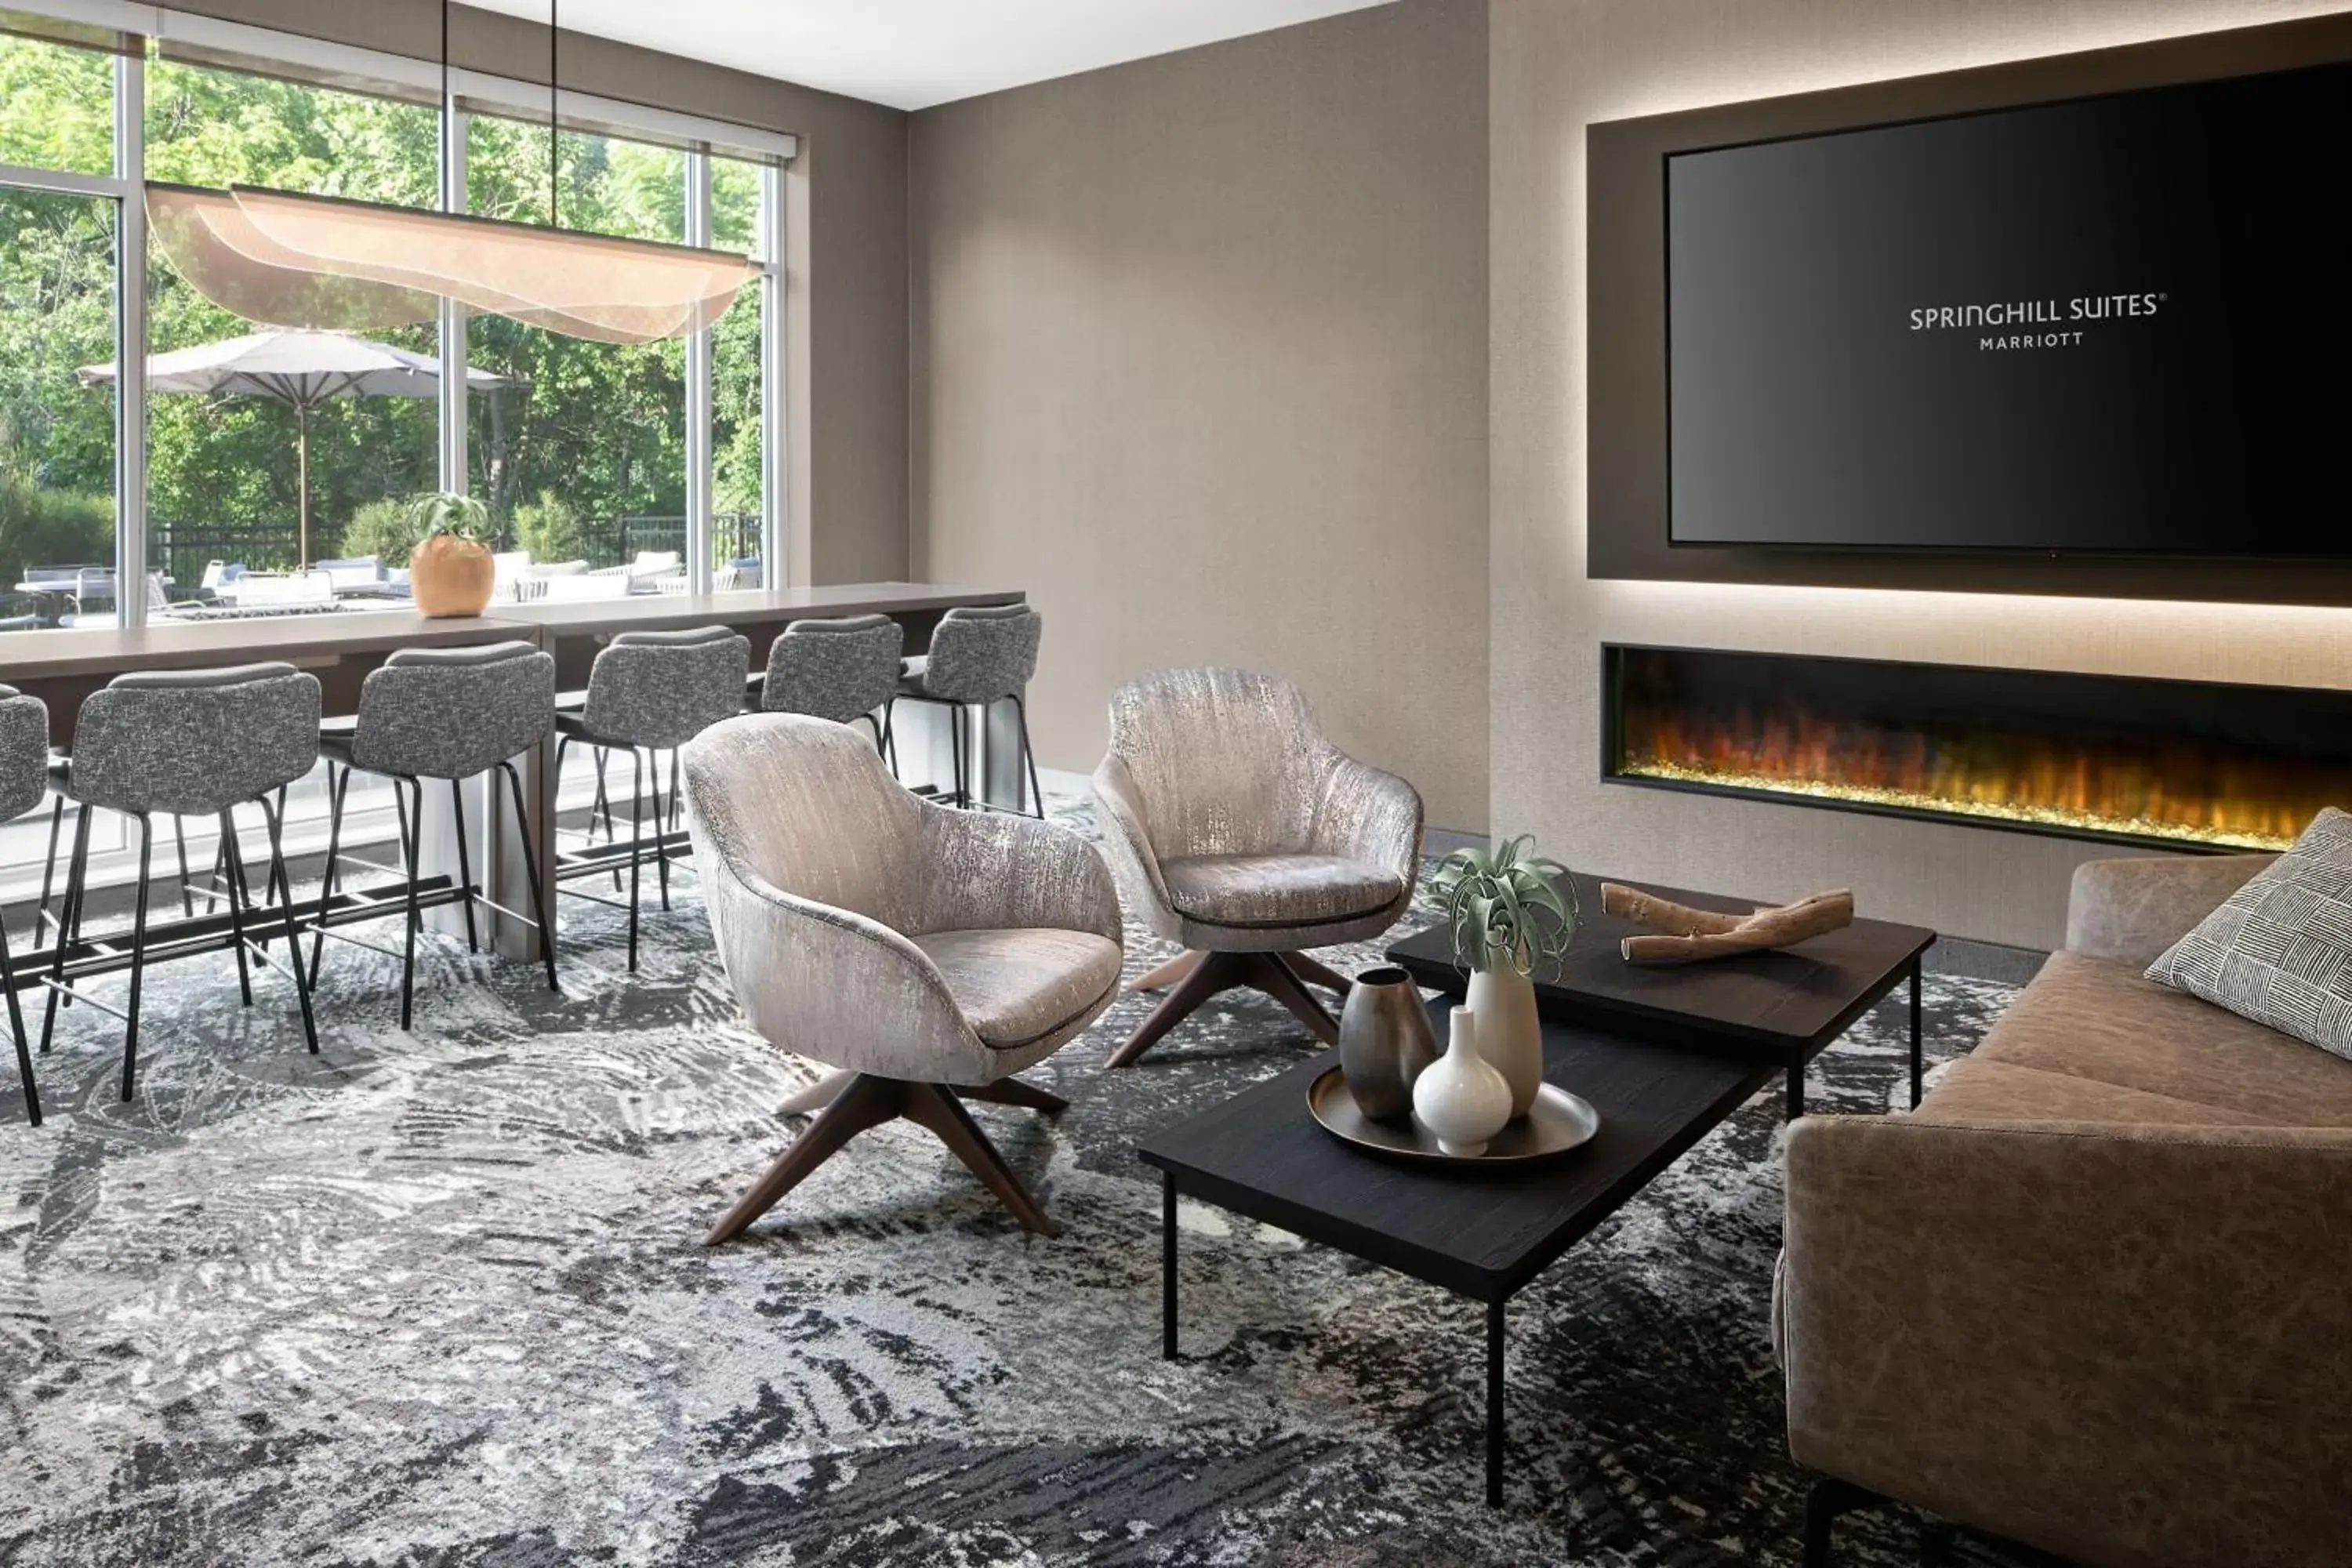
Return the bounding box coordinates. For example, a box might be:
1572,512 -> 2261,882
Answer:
0,584 -> 1024,679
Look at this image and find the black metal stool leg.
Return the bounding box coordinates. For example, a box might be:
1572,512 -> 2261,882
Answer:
2,914 -> 40,1127
258,792 -> 319,1055
218,809 -> 254,1007
626,748 -> 644,971
593,745 -> 622,891
309,760 -> 350,985
173,815 -> 194,917
948,702 -> 967,808
119,813 -> 154,1102
449,777 -> 481,954
500,760 -> 559,993
648,750 -> 672,913
1013,694 -> 1045,818
881,699 -> 898,775
38,805 -> 92,1052
37,795 -> 64,938
397,779 -> 423,1030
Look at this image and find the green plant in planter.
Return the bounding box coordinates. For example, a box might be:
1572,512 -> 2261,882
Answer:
1431,834 -> 1579,976
399,491 -> 493,543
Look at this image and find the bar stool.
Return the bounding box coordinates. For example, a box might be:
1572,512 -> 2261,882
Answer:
554,626 -> 750,970
0,685 -> 47,1126
42,663 -> 321,1099
310,641 -> 560,1029
750,612 -> 905,755
898,602 -> 1044,815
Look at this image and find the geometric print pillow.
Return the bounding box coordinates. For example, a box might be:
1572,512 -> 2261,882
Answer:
2147,808 -> 2352,1062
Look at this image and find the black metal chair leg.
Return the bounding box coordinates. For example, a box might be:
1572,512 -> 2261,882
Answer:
119,814 -> 154,1102
265,785 -> 290,911
668,749 -> 683,832
645,750 -> 672,913
2,914 -> 40,1127
500,760 -> 560,994
593,745 -> 622,891
449,777 -> 481,954
218,808 -> 255,1007
173,815 -> 194,918
258,793 -> 319,1056
947,701 -> 967,809
397,779 -> 423,1031
309,760 -> 350,985
880,699 -> 898,775
1013,694 -> 1045,818
37,795 -> 64,938
626,748 -> 644,971
38,805 -> 92,1053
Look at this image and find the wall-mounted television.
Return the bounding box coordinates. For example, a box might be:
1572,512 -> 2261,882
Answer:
1665,61 -> 2352,555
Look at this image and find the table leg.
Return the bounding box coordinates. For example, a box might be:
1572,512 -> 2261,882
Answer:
1785,1063 -> 1805,1121
1161,1171 -> 1178,1361
1485,1297 -> 1505,1508
1909,959 -> 1924,1110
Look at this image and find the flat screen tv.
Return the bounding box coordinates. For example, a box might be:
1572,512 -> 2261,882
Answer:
1665,61 -> 2352,555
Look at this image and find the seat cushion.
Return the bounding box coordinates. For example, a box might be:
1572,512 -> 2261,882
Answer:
1915,1054 -> 2299,1128
909,927 -> 1123,1050
1160,851 -> 1403,931
1973,948 -> 2352,1127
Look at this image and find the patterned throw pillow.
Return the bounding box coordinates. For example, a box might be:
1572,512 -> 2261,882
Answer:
2147,808 -> 2352,1061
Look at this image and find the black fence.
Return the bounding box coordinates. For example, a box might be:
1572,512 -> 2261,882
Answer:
147,513 -> 762,583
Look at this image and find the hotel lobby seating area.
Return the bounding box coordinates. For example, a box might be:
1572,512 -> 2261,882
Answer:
4,3 -> 2351,1566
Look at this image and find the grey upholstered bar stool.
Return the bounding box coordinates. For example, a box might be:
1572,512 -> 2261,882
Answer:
749,612 -> 905,755
897,602 -> 1044,815
554,626 -> 750,969
312,641 -> 559,1029
42,663 -> 321,1099
0,685 -> 48,1125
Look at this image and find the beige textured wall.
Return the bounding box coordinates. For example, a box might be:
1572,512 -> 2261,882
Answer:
1492,0 -> 2352,949
166,0 -> 909,584
909,0 -> 1490,832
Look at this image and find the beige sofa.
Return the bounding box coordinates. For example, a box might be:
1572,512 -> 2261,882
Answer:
1779,853 -> 2352,1568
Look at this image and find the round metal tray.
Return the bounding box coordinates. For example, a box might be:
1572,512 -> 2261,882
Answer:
1305,1067 -> 1601,1170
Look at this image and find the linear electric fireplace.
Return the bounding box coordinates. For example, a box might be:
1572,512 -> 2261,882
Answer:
1602,645 -> 2352,853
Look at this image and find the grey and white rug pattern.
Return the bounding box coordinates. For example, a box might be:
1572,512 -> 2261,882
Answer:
0,796 -> 2042,1567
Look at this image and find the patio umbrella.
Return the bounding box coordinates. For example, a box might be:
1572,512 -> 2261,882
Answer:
79,328 -> 521,568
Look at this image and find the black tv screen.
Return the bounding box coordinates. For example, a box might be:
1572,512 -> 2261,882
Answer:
1666,62 -> 2352,555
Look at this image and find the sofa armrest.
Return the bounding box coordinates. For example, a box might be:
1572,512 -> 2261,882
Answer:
2065,853 -> 2276,968
1781,1114 -> 2352,1567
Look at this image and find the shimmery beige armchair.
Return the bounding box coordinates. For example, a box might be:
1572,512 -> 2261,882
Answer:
1092,667 -> 1422,1067
681,713 -> 1123,1241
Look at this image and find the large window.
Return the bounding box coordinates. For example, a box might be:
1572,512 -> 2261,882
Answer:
0,13 -> 789,627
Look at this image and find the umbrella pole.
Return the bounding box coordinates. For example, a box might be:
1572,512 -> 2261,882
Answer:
297,403 -> 310,570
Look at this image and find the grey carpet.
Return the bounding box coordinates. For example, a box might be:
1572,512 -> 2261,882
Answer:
0,793 -> 2048,1566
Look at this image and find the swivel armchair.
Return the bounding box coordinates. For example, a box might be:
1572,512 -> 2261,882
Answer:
1093,667 -> 1422,1068
681,713 -> 1123,1241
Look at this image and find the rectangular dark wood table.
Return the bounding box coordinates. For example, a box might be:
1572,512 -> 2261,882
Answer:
1138,1000 -> 1777,1508
1387,873 -> 1938,1118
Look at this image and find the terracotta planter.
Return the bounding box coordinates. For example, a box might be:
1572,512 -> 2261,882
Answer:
410,533 -> 495,618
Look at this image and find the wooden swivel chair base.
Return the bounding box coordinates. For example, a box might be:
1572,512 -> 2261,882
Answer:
706,1072 -> 1070,1244
1105,949 -> 1352,1069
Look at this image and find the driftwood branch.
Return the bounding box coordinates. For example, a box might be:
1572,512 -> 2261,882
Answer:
1600,884 -> 1854,965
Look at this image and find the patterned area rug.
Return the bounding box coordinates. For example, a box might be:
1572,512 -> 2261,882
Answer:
0,795 -> 2042,1567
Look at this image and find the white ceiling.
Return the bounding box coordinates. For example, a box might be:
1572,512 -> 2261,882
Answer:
466,0 -> 1396,111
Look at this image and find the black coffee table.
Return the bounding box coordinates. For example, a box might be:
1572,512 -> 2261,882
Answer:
1387,873 -> 1937,1118
1136,1000 -> 1777,1508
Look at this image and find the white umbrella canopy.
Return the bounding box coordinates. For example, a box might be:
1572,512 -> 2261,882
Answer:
79,328 -> 522,567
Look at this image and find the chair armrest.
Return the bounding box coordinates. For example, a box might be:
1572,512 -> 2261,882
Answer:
1307,753 -> 1424,887
1780,1114 -> 2352,1564
918,804 -> 1123,944
2065,853 -> 2275,968
1092,753 -> 1171,913
695,842 -> 993,1083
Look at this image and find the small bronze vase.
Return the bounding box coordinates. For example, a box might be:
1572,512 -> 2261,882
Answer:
1338,966 -> 1438,1123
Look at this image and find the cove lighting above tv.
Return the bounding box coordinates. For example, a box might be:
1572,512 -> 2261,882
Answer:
1665,60 -> 2352,556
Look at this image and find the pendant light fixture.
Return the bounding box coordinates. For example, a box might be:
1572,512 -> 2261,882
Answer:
147,0 -> 760,344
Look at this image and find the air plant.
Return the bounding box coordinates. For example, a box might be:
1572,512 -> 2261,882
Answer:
1430,833 -> 1579,976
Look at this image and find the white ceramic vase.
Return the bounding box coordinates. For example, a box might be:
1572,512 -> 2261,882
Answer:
1467,959 -> 1543,1120
1413,1005 -> 1513,1158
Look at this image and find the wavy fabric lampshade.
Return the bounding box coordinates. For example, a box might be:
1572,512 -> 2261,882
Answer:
148,183 -> 760,346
